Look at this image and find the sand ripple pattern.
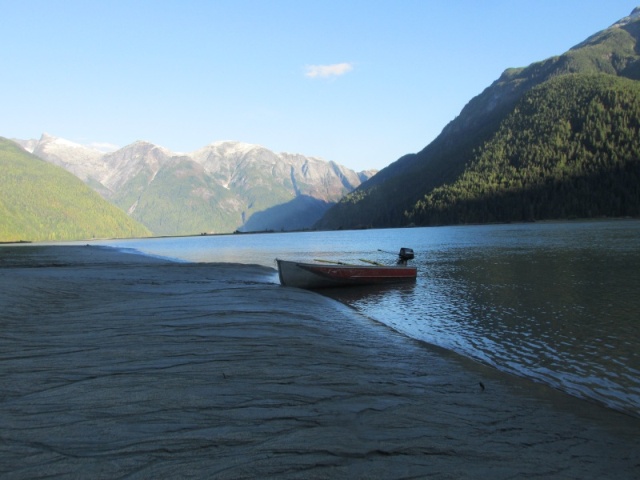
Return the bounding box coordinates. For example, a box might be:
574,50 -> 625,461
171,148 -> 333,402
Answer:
0,246 -> 639,479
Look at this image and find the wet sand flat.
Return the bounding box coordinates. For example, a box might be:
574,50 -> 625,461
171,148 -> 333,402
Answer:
0,245 -> 639,479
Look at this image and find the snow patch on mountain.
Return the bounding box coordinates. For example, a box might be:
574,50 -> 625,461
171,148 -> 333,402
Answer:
16,133 -> 378,234
612,7 -> 640,28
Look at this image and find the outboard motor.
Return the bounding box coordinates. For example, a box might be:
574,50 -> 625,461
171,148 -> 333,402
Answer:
397,247 -> 414,265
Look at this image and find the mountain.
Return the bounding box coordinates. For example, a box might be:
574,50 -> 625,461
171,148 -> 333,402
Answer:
408,74 -> 640,224
19,136 -> 375,236
0,138 -> 151,242
316,7 -> 640,229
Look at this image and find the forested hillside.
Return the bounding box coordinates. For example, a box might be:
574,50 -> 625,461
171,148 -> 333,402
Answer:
0,138 -> 150,242
110,154 -> 242,236
316,8 -> 640,230
406,74 -> 640,224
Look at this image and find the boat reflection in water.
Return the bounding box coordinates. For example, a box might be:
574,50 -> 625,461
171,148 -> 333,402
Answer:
319,280 -> 418,308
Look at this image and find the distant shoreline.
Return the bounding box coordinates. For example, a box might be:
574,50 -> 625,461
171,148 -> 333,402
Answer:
2,216 -> 638,246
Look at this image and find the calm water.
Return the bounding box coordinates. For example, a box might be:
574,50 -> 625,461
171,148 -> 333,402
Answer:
93,220 -> 640,417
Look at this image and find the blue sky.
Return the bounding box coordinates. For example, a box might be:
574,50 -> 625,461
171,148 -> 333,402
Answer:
2,1 -> 638,171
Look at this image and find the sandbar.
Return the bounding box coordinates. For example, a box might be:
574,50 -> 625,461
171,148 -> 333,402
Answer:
0,245 -> 638,479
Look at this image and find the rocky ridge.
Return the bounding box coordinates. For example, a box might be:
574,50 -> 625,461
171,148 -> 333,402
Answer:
16,134 -> 375,235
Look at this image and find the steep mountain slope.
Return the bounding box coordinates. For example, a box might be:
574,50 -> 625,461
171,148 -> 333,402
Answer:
408,74 -> 640,224
22,136 -> 374,235
316,8 -> 640,229
15,133 -> 113,196
111,149 -> 241,236
0,138 -> 151,242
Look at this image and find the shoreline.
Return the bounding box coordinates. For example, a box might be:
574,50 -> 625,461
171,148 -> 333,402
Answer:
1,245 -> 639,478
3,216 -> 638,246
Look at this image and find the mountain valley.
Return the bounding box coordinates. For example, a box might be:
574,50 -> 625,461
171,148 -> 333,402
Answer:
16,135 -> 375,236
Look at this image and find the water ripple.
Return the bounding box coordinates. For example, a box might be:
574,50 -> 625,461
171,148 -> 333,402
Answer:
95,220 -> 640,417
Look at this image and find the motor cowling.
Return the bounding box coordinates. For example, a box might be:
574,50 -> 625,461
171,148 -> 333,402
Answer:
398,247 -> 414,265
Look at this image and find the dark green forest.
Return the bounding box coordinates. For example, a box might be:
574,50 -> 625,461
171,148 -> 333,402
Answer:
405,74 -> 640,225
316,14 -> 640,230
0,138 -> 150,242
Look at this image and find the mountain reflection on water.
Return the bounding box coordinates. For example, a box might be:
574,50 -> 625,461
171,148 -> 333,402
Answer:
97,220 -> 640,417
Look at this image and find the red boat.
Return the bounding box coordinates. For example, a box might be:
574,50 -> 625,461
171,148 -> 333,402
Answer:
276,248 -> 416,289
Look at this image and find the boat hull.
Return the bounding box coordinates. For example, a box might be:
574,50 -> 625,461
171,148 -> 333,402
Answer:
276,259 -> 417,289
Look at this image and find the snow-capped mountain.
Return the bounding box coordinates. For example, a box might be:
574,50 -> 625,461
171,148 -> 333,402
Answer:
17,134 -> 376,235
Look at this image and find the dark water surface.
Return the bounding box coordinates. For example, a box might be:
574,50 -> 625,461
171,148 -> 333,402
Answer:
94,220 -> 640,417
